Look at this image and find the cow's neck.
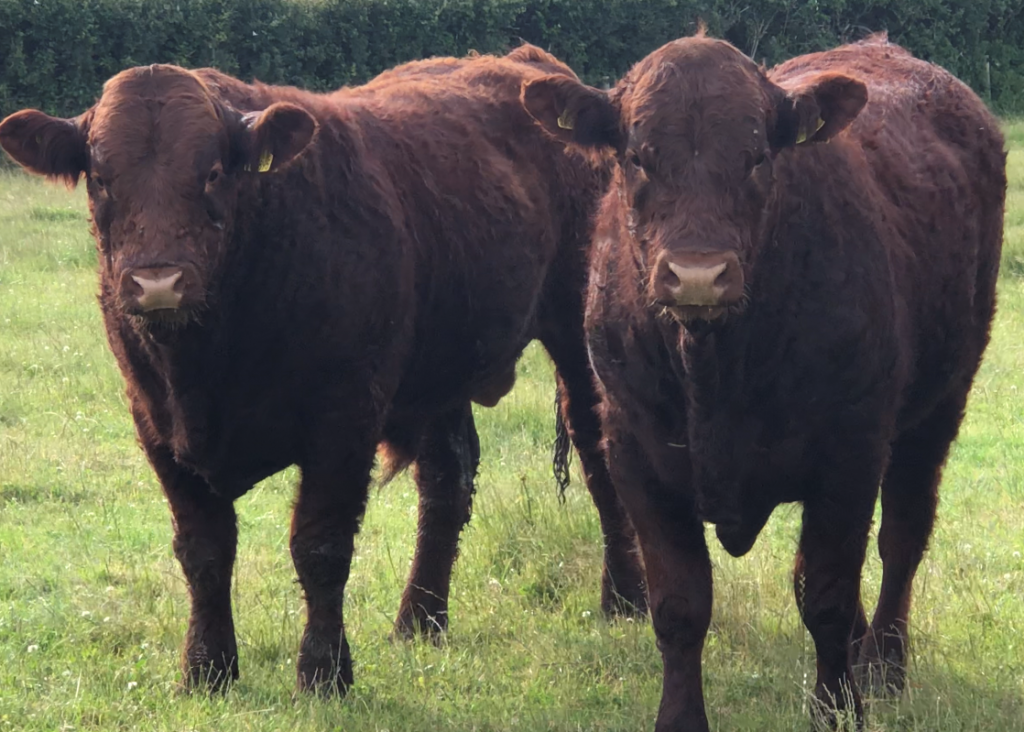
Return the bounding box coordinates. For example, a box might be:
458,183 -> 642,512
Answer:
130,310 -> 218,464
671,309 -> 781,555
130,213 -> 286,471
670,210 -> 796,553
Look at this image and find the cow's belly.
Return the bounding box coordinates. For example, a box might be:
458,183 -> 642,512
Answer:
397,309 -> 537,410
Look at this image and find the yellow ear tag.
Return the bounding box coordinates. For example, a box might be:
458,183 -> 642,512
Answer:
258,149 -> 274,173
557,109 -> 575,131
795,117 -> 825,145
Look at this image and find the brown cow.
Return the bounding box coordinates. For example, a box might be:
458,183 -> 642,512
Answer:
523,33 -> 1005,730
0,45 -> 647,694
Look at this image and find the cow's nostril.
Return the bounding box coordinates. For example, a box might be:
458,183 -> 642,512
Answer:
661,265 -> 682,291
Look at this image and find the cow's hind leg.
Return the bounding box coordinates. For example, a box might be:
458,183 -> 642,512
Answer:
858,391 -> 966,697
795,458 -> 881,730
147,443 -> 240,692
542,336 -> 647,616
394,403 -> 479,639
292,430 -> 376,694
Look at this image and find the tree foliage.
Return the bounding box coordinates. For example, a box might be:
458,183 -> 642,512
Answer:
0,0 -> 1021,120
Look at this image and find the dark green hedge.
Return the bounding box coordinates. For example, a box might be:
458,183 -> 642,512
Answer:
1,0 -> 1022,121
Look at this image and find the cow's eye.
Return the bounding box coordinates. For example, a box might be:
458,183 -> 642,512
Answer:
746,151 -> 768,176
628,151 -> 643,170
89,175 -> 113,203
745,149 -> 770,177
206,164 -> 225,187
205,163 -> 225,191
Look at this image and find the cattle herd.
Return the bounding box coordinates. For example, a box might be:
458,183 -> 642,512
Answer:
0,27 -> 1007,732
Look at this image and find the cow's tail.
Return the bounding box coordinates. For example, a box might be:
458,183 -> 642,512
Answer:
552,386 -> 572,503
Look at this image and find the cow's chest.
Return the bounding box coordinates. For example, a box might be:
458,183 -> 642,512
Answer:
684,331 -> 825,491
155,365 -> 301,499
687,405 -> 814,495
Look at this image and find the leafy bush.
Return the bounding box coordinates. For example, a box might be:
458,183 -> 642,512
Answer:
0,0 -> 1021,120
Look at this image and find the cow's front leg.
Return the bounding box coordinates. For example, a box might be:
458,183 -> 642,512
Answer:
292,438 -> 375,694
148,443 -> 240,691
795,466 -> 879,730
606,431 -> 711,732
858,390 -> 964,696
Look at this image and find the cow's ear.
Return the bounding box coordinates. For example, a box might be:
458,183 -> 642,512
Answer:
0,109 -> 89,186
243,102 -> 317,173
771,73 -> 867,150
521,75 -> 623,151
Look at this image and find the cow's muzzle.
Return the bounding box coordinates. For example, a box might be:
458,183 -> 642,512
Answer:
120,265 -> 200,316
652,250 -> 744,322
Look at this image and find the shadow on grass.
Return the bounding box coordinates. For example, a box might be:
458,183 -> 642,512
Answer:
28,206 -> 84,223
0,481 -> 90,505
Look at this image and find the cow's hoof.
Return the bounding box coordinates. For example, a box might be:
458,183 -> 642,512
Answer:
601,587 -> 649,618
392,605 -> 448,642
601,563 -> 649,618
296,632 -> 353,696
855,631 -> 907,698
179,644 -> 239,694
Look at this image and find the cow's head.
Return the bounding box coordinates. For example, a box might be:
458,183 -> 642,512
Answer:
0,64 -> 316,330
523,36 -> 867,325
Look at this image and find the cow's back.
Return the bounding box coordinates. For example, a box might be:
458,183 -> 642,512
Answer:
772,37 -> 1006,428
172,47 -> 602,470
335,50 -> 601,416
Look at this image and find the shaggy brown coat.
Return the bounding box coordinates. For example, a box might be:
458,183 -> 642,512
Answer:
0,45 -> 646,694
522,34 -> 1005,731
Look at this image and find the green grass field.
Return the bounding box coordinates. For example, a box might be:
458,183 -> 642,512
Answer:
1,123 -> 1022,732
